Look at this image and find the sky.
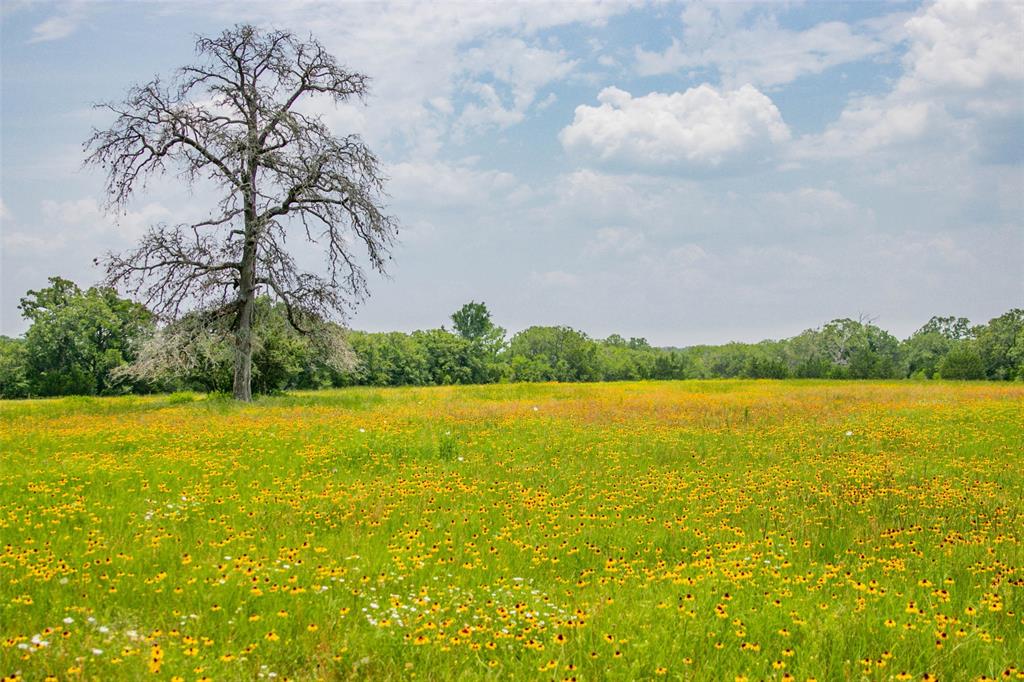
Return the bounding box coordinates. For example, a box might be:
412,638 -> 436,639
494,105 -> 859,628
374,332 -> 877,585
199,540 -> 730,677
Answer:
1,0 -> 1022,346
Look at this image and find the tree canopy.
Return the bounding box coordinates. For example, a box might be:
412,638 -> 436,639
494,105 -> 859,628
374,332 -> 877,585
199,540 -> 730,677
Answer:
2,280 -> 1021,399
12,277 -> 153,396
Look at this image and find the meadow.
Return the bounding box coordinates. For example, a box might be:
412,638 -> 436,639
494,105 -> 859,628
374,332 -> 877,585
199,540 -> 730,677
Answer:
1,380 -> 1022,681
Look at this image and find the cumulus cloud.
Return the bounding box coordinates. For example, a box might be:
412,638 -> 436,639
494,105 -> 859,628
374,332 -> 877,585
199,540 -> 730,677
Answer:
797,0 -> 1024,160
636,4 -> 893,88
3,1 -> 1020,341
182,1 -> 634,158
801,99 -> 934,159
902,0 -> 1022,92
560,84 -> 790,169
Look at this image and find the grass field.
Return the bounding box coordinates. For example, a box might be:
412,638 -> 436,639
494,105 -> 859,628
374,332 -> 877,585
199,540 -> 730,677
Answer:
1,381 -> 1022,681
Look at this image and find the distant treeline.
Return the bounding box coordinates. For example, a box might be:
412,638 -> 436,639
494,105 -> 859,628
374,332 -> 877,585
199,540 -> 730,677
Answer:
1,276 -> 1022,398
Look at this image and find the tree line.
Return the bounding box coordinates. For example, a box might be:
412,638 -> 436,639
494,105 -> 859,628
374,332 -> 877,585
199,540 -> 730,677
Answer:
1,276 -> 1021,398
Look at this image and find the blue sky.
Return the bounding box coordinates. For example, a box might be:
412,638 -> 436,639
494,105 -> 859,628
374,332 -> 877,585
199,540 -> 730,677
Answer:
1,0 -> 1022,345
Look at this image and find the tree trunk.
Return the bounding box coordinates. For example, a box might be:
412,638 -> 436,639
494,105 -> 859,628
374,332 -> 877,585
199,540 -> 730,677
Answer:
232,229 -> 258,401
232,293 -> 254,401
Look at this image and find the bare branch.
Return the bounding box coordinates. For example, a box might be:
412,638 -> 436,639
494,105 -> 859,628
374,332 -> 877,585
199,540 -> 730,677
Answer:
86,24 -> 398,398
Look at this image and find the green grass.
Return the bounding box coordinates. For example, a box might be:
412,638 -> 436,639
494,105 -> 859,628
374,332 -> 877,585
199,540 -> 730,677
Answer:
1,380 -> 1022,681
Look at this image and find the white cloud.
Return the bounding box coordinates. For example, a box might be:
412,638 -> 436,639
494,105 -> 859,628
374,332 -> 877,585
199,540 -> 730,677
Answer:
797,0 -> 1024,160
4,1 -> 1021,341
29,15 -> 78,43
457,84 -> 528,132
183,1 -> 635,159
28,2 -> 88,43
456,38 -> 577,134
635,3 -> 894,88
0,199 -> 10,222
801,99 -> 933,158
560,84 -> 790,169
903,0 -> 1023,92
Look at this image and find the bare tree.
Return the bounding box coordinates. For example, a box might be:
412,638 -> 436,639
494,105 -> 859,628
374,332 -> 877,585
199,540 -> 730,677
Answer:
85,24 -> 397,400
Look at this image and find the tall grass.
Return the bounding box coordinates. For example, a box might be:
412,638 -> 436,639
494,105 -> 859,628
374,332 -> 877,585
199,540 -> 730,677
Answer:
1,381 -> 1022,680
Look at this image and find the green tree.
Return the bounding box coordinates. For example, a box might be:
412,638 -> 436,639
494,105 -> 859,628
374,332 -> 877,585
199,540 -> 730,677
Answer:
452,302 -> 497,341
414,329 -> 474,385
1009,327 -> 1024,381
18,277 -> 154,395
973,309 -> 1024,380
651,349 -> 691,380
507,353 -> 555,382
848,325 -> 900,379
343,331 -> 429,386
741,341 -> 789,379
903,332 -> 952,379
938,343 -> 986,380
596,337 -> 656,381
784,329 -> 832,378
0,337 -> 30,398
628,337 -> 651,351
506,326 -> 598,382
700,343 -> 752,378
117,296 -> 353,393
450,301 -> 507,383
774,319 -> 903,379
902,316 -> 974,379
250,299 -> 329,394
917,316 -> 973,340
745,356 -> 789,379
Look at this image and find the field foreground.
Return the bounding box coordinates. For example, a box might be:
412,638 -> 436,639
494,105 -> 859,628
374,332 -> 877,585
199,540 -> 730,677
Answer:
1,381 -> 1022,681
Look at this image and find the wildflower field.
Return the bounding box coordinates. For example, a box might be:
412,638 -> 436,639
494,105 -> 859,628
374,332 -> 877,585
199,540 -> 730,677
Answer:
1,381 -> 1022,681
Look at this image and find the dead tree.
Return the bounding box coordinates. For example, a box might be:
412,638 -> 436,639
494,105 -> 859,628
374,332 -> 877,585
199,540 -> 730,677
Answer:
85,24 -> 397,400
